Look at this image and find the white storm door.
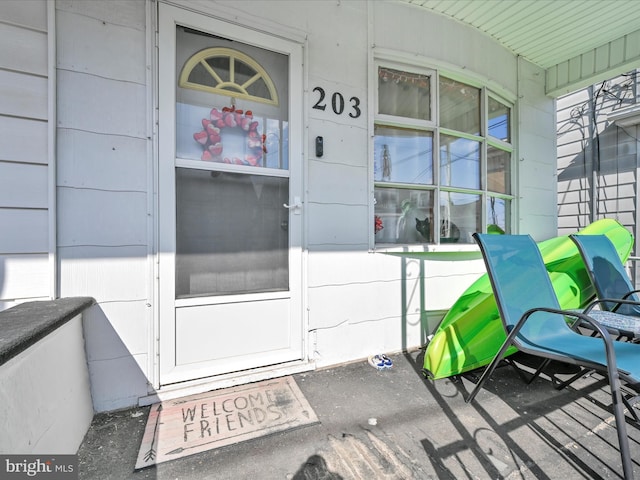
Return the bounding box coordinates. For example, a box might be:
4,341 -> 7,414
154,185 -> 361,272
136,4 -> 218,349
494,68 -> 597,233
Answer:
158,5 -> 304,386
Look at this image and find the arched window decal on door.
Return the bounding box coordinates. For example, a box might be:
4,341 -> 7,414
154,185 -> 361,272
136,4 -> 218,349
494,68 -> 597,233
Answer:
179,47 -> 279,106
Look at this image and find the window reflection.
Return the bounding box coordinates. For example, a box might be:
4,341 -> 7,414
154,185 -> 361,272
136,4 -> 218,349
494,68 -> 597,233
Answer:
487,146 -> 510,194
374,126 -> 433,184
439,192 -> 481,244
374,188 -> 434,244
439,134 -> 480,189
378,67 -> 430,120
374,63 -> 514,245
488,97 -> 510,142
487,197 -> 509,234
439,77 -> 480,135
264,119 -> 288,169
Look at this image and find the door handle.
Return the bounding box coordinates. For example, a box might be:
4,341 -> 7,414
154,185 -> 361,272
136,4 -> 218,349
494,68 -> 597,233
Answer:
283,196 -> 302,214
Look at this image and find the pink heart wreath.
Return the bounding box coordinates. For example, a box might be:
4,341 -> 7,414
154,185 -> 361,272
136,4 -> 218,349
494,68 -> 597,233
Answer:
193,105 -> 267,166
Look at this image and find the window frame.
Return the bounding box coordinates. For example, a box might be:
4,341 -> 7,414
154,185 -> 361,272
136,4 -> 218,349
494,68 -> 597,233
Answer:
178,46 -> 280,106
372,62 -> 515,248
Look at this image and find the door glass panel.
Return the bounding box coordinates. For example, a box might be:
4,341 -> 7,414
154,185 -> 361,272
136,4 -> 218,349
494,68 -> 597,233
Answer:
173,26 -> 291,299
175,168 -> 289,298
265,119 -> 288,169
175,26 -> 288,167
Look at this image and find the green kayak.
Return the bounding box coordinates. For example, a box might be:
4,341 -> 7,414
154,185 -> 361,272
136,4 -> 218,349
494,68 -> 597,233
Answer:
423,219 -> 634,379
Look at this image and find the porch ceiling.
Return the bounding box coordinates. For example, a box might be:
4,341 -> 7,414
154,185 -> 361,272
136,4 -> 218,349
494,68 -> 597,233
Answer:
397,0 -> 640,95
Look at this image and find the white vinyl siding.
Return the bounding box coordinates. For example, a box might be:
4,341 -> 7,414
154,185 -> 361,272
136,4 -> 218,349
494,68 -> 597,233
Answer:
55,1 -> 151,411
0,0 -> 50,311
0,0 -> 563,412
557,72 -> 638,234
557,71 -> 639,290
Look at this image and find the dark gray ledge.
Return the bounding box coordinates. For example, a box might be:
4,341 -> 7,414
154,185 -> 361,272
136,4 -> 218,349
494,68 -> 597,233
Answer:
0,297 -> 96,366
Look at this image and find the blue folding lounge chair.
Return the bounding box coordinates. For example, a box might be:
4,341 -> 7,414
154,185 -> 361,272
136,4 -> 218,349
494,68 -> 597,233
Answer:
570,234 -> 640,341
467,233 -> 640,479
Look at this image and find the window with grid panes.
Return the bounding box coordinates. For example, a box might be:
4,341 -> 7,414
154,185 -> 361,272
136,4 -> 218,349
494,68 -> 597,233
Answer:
373,65 -> 513,245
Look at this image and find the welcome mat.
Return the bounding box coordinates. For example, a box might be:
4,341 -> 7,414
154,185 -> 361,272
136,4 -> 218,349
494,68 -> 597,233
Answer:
135,376 -> 319,469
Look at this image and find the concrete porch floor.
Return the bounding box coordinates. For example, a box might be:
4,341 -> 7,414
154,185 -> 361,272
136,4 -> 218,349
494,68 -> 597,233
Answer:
77,349 -> 640,479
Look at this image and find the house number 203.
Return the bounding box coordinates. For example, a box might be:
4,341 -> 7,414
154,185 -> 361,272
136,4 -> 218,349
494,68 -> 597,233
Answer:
312,87 -> 361,118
